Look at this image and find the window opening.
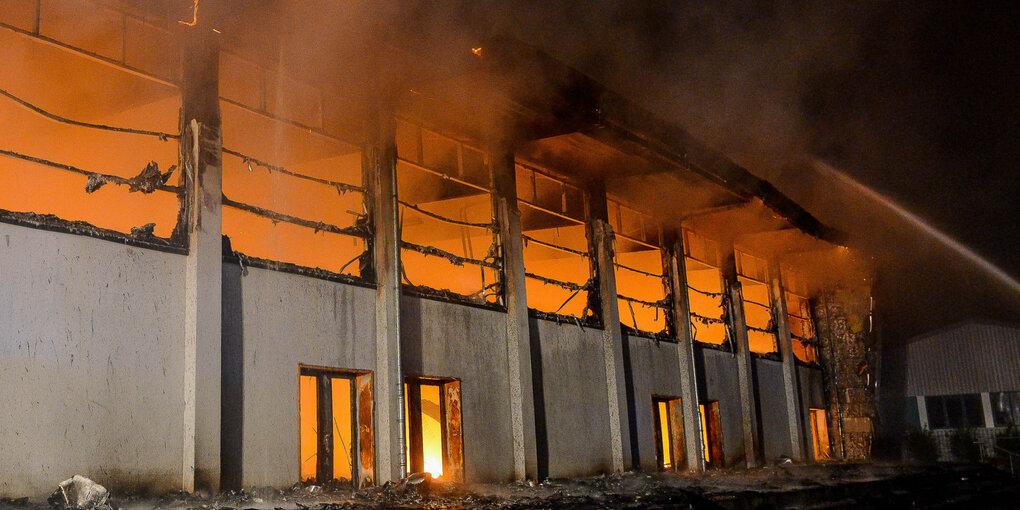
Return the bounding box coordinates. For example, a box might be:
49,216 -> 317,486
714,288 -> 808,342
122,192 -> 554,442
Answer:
220,51 -> 368,280
925,394 -> 985,429
683,230 -> 727,345
0,27 -> 183,247
299,366 -> 374,486
699,401 -> 724,468
735,250 -> 778,354
517,161 -> 595,323
809,408 -> 831,460
609,198 -> 670,338
404,377 -> 464,481
652,397 -> 685,471
395,119 -> 501,306
782,269 -> 819,364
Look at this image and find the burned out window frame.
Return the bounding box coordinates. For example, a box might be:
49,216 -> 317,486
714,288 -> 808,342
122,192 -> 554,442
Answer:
607,197 -> 673,341
217,50 -> 373,286
219,120 -> 372,286
735,249 -> 780,358
781,267 -> 821,367
515,160 -> 600,327
683,228 -> 731,351
0,26 -> 188,254
393,117 -> 504,310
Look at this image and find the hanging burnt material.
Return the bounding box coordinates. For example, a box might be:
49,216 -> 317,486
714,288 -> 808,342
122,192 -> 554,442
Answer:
394,118 -> 505,308
0,85 -> 185,251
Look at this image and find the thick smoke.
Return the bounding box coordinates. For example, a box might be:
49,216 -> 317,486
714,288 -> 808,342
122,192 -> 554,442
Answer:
214,0 -> 1018,340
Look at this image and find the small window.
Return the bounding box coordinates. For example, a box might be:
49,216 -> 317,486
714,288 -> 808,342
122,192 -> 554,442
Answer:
299,366 -> 374,486
809,408 -> 831,460
699,401 -> 724,468
652,397 -> 684,471
404,377 -> 464,481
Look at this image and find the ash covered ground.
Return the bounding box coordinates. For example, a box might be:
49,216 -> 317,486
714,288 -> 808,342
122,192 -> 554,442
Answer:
5,463 -> 1019,510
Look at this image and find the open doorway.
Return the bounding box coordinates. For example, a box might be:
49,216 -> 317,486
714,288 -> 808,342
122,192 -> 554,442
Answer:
699,401 -> 725,468
652,397 -> 685,471
299,366 -> 374,486
809,408 -> 831,460
404,377 -> 464,481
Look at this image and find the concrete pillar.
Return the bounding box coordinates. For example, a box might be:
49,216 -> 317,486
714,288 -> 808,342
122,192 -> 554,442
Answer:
664,231 -> 705,473
770,262 -> 805,461
369,104 -> 404,483
728,280 -> 759,468
491,137 -> 538,480
180,13 -> 222,493
723,250 -> 759,468
587,183 -> 630,472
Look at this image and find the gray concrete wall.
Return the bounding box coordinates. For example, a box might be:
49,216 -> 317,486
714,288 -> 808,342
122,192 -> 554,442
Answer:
0,223 -> 186,498
694,346 -> 745,467
753,358 -> 790,461
222,264 -> 376,488
531,319 -> 614,478
624,336 -> 684,471
400,297 -> 516,482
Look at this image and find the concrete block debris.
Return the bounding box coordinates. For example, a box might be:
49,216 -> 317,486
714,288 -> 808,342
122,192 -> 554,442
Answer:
47,475 -> 110,510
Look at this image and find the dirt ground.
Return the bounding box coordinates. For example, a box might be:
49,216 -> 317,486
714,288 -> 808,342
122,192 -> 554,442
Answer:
5,462 -> 1019,510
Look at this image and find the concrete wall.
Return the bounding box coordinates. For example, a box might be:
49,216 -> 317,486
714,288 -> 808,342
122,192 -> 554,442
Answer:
400,297 -> 516,482
531,319 -> 613,478
624,336 -> 684,471
694,346 -> 745,467
753,358 -> 789,461
0,223 -> 186,498
222,264 -> 376,488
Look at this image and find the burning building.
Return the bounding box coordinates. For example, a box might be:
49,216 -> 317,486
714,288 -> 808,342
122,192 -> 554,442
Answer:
0,0 -> 877,498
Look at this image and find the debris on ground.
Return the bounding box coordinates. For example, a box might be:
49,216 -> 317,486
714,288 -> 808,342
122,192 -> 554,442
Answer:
46,476 -> 109,510
6,463 -> 1019,510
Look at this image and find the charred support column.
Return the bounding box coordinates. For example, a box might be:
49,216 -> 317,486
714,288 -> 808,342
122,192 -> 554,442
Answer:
491,136 -> 538,479
180,14 -> 222,493
369,104 -> 405,482
664,232 -> 704,472
723,251 -> 760,468
770,262 -> 805,461
587,182 -> 630,472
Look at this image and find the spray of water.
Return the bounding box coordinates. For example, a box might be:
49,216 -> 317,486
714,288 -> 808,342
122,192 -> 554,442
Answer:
813,160 -> 1020,294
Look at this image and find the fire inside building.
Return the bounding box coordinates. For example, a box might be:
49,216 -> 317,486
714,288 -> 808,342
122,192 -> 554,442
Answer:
0,0 -> 879,498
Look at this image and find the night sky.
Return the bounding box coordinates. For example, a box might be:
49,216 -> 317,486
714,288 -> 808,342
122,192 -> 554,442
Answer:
450,0 -> 1020,342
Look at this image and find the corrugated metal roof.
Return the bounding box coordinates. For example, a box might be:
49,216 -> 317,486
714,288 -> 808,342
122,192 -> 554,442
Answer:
904,322 -> 1020,396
